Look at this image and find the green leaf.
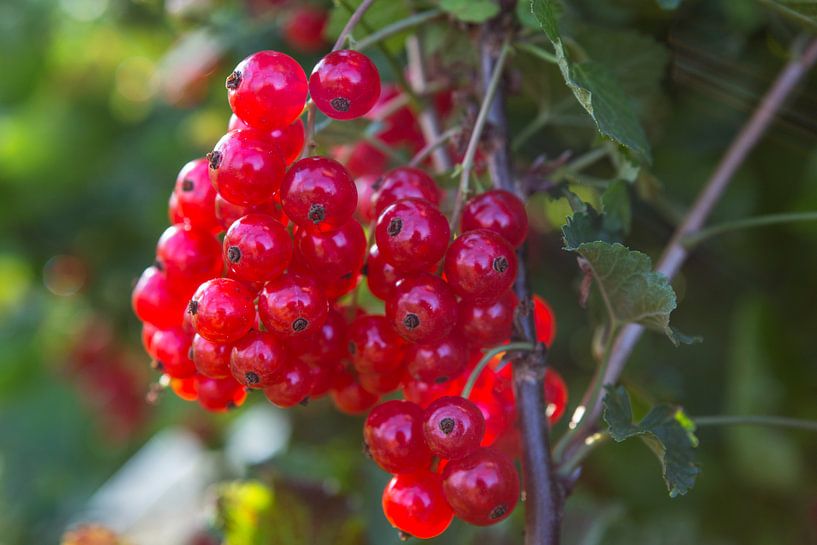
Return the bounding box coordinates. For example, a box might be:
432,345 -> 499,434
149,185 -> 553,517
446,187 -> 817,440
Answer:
529,0 -> 651,164
327,0 -> 411,53
668,326 -> 703,346
758,0 -> 817,32
601,180 -> 631,234
569,241 -> 679,340
562,205 -> 621,249
657,0 -> 683,9
439,0 -> 499,23
603,386 -> 700,497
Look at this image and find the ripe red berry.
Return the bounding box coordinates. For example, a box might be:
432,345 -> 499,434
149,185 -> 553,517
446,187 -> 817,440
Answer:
444,229 -> 518,302
151,327 -> 196,378
354,175 -> 379,223
156,224 -> 222,289
364,400 -> 432,473
295,219 -> 366,277
457,289 -> 517,348
191,334 -> 232,379
461,189 -> 528,247
168,192 -> 183,225
223,213 -> 293,284
441,447 -> 520,526
174,158 -> 219,232
280,157 -> 357,233
330,367 -> 380,414
142,322 -> 158,358
263,358 -> 314,407
132,266 -> 189,329
405,334 -> 469,384
226,50 -> 307,130
534,295 -> 557,347
472,389 -> 511,447
386,273 -> 458,344
348,314 -> 405,374
374,167 -> 441,216
545,369 -> 568,424
357,366 -> 405,395
195,375 -> 247,412
382,471 -> 453,540
170,375 -> 198,401
423,396 -> 485,460
365,243 -> 407,302
403,376 -> 464,409
230,331 -> 289,388
286,307 -> 347,367
208,129 -> 286,206
309,50 -> 381,120
215,194 -> 287,231
257,273 -> 329,338
282,7 -> 328,53
189,278 -> 256,344
228,114 -> 305,166
308,360 -> 341,398
375,198 -> 450,273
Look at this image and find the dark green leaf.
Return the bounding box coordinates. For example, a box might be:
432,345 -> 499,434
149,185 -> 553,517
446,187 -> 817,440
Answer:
657,0 -> 683,9
603,386 -> 700,497
563,205 -> 621,249
439,0 -> 499,23
601,180 -> 631,234
569,242 -> 678,340
529,0 -> 652,163
668,327 -> 703,346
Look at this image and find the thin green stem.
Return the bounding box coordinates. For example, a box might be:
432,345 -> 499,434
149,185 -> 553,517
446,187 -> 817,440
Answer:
461,342 -> 536,399
333,0 -> 376,51
694,415 -> 817,432
409,127 -> 459,167
516,42 -> 560,65
355,9 -> 443,52
449,38 -> 512,231
683,211 -> 817,248
301,101 -> 317,159
557,432 -> 609,479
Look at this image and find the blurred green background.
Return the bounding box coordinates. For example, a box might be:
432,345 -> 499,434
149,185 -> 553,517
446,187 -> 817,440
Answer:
1,0 -> 817,544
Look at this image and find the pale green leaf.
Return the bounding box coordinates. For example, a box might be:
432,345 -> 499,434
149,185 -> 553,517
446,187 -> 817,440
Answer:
439,0 -> 499,23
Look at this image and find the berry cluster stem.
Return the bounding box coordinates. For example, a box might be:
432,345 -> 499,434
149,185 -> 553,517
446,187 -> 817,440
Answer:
333,0 -> 376,51
476,17 -> 563,545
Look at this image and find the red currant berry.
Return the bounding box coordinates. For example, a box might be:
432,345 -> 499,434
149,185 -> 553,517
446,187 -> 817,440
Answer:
382,471 -> 453,540
461,189 -> 528,247
209,129 -> 286,206
375,198 -> 450,273
295,219 -> 366,277
358,366 -> 405,395
168,192 -> 183,225
330,367 -> 380,414
257,273 -> 329,338
286,307 -> 347,367
189,278 -> 256,344
534,295 -> 557,347
141,322 -> 158,358
263,358 -> 314,407
215,194 -> 287,231
457,289 -> 517,348
444,229 -> 518,302
156,224 -> 222,290
405,333 -> 468,384
364,400 -> 432,473
471,389 -> 511,447
230,330 -> 289,388
191,334 -> 232,379
348,314 -> 405,374
441,447 -> 519,526
386,273 -> 458,344
228,114 -> 305,166
280,157 -> 357,233
309,50 -> 381,120
151,327 -> 196,378
174,158 -> 219,232
223,213 -> 293,284
282,7 -> 328,53
195,375 -> 247,412
374,167 -> 441,216
226,50 -> 307,130
423,396 -> 485,459
132,266 -> 188,329
403,376 -> 464,409
170,375 -> 198,401
365,243 -> 407,302
354,175 -> 379,223
545,369 -> 568,424
308,360 -> 341,398
339,140 -> 388,178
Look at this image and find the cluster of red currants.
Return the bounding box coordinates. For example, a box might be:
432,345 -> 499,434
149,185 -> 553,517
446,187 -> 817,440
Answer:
131,45 -> 569,538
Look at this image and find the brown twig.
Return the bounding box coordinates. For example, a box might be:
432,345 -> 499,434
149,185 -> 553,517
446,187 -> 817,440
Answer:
478,19 -> 563,545
564,35 -> 817,458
